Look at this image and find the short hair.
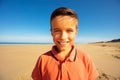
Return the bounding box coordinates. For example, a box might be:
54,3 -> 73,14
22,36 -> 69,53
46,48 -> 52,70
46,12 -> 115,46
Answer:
50,7 -> 78,30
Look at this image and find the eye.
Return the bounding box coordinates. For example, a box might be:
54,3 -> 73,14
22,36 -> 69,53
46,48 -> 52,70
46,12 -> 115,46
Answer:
67,29 -> 74,32
53,29 -> 61,33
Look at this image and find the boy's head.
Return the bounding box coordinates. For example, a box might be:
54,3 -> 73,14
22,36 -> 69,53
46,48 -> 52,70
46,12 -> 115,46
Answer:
50,7 -> 78,30
50,7 -> 79,51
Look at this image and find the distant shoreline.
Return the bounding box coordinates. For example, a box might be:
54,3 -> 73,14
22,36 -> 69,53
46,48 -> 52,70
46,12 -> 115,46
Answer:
0,42 -> 53,45
0,42 -> 82,45
0,38 -> 119,45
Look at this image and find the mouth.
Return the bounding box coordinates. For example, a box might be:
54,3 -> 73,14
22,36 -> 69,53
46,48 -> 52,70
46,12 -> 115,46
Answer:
58,41 -> 69,46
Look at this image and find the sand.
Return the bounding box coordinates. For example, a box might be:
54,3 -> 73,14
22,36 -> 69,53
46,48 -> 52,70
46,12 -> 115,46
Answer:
0,42 -> 120,80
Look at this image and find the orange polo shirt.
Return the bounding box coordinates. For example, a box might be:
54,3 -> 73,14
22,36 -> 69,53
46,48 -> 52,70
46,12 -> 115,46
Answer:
32,45 -> 99,80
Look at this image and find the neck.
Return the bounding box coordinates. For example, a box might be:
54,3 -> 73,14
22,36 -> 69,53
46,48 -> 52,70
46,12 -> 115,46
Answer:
58,46 -> 73,59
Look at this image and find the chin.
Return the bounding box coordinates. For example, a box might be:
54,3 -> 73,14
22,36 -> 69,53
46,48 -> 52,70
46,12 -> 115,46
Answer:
58,48 -> 66,51
58,45 -> 70,51
55,45 -> 65,51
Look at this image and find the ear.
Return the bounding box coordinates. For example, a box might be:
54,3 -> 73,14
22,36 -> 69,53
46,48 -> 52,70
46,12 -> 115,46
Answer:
50,29 -> 53,36
75,28 -> 78,35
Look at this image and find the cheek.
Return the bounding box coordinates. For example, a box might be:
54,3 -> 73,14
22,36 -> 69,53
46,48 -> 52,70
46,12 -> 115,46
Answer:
52,32 -> 76,41
52,34 -> 60,40
69,34 -> 76,40
69,34 -> 76,42
70,32 -> 76,38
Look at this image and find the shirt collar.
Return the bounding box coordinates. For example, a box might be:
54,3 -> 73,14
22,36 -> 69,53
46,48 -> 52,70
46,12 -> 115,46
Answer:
51,45 -> 76,62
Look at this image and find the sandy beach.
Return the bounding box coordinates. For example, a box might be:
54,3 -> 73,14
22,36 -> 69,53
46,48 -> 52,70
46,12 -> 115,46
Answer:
0,42 -> 120,80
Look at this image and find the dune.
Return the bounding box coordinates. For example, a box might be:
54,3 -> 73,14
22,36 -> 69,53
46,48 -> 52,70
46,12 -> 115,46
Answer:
0,42 -> 120,80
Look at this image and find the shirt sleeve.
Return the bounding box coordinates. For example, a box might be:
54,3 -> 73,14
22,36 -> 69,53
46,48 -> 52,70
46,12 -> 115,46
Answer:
31,57 -> 42,80
87,55 -> 99,80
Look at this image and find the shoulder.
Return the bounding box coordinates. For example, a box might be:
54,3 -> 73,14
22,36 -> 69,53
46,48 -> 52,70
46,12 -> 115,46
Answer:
35,50 -> 53,65
76,49 -> 91,61
76,48 -> 94,67
76,49 -> 99,79
38,50 -> 52,61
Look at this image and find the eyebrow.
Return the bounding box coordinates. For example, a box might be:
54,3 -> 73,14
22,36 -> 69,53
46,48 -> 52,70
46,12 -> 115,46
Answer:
53,27 -> 74,30
53,28 -> 60,30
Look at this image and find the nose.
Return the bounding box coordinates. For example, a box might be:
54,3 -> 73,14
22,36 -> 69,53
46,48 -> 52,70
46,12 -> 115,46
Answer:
60,31 -> 68,40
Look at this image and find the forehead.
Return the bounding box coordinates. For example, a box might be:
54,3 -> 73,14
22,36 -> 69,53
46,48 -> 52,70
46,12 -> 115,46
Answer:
51,16 -> 78,28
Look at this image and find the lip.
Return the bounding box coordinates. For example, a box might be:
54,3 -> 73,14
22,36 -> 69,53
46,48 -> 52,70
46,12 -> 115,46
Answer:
58,41 -> 69,46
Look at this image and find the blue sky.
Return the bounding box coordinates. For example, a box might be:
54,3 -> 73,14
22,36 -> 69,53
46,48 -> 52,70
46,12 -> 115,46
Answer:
0,0 -> 120,43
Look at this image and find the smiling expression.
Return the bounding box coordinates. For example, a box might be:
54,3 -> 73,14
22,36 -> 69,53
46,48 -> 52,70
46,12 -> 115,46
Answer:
51,16 -> 78,52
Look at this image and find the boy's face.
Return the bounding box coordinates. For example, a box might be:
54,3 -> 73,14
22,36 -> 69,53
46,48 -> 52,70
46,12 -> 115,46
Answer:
51,16 -> 78,51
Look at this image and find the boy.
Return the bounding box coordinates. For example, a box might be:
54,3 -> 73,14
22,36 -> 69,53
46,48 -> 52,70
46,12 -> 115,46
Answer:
32,7 -> 99,80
